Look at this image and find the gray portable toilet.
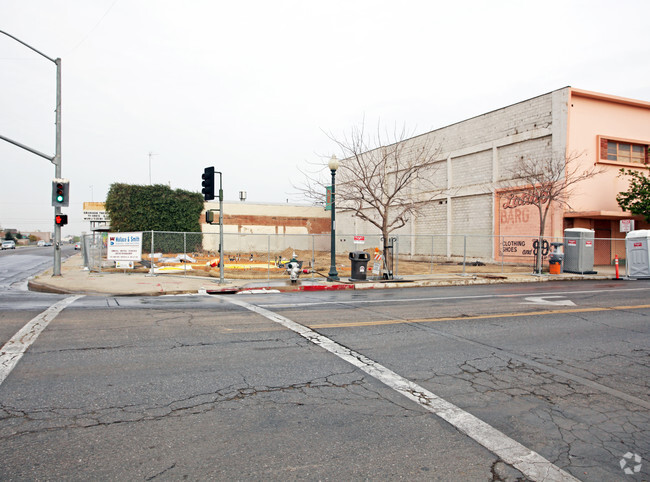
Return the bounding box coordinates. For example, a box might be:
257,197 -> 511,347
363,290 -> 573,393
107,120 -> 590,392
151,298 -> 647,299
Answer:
564,228 -> 596,274
625,230 -> 650,279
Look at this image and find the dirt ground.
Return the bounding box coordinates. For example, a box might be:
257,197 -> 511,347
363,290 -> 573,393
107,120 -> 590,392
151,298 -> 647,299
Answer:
104,247 -> 534,279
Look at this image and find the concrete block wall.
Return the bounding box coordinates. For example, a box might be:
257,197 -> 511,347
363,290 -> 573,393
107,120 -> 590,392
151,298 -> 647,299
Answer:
450,194 -> 493,235
451,149 -> 493,188
497,136 -> 553,182
430,92 -> 553,155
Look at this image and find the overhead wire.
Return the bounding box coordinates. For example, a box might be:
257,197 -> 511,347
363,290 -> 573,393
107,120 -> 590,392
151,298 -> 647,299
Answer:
66,0 -> 120,55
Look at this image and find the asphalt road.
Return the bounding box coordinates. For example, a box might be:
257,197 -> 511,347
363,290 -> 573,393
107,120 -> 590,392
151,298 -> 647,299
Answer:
0,262 -> 648,480
0,244 -> 77,290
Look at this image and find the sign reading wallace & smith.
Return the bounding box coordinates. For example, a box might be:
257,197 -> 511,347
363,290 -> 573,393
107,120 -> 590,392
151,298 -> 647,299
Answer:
107,232 -> 143,261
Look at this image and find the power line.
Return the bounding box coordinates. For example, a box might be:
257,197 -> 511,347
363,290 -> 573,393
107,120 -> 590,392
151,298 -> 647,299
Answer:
67,0 -> 120,54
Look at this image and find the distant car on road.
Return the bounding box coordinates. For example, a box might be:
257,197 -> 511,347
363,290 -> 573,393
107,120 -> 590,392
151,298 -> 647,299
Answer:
1,240 -> 16,250
74,243 -> 81,250
44,241 -> 53,247
38,240 -> 45,247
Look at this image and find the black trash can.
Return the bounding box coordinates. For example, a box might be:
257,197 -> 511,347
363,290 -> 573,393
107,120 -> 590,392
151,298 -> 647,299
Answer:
349,251 -> 370,281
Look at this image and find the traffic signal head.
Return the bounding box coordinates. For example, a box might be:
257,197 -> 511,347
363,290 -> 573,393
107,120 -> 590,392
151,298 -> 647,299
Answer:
202,167 -> 215,201
55,214 -> 68,226
52,179 -> 70,207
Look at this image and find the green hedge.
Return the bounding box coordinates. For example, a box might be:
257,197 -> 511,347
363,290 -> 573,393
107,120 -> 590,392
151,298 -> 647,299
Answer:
106,183 -> 204,253
142,231 -> 204,255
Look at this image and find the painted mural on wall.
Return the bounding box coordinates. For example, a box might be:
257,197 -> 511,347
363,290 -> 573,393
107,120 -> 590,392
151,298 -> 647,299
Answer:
495,188 -> 556,262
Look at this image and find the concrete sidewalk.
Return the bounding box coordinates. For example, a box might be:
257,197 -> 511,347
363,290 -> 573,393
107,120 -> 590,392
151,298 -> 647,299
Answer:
27,253 -> 619,296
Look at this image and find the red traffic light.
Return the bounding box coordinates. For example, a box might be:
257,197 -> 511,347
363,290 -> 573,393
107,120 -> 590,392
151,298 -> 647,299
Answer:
55,214 -> 68,226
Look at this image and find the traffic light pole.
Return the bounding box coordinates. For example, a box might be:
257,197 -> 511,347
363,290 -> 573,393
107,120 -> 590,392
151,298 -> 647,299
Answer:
53,57 -> 62,276
217,171 -> 224,284
202,166 -> 224,284
0,31 -> 63,276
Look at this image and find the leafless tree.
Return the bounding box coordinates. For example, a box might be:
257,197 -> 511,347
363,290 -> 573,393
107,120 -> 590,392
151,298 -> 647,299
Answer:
297,121 -> 445,268
506,151 -> 603,273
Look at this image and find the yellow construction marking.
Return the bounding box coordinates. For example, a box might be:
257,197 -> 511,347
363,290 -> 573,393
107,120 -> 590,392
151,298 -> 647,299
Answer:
309,304 -> 650,329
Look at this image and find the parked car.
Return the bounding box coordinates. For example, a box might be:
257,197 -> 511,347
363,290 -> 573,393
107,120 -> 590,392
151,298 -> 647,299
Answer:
37,240 -> 45,247
1,240 -> 16,250
74,243 -> 81,250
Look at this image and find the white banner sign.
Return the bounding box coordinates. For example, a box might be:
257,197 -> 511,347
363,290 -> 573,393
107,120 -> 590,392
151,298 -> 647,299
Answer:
82,202 -> 110,222
83,211 -> 110,222
107,232 -> 143,261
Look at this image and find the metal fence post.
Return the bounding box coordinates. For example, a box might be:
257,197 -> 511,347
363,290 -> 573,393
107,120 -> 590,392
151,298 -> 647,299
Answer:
149,230 -> 155,276
430,235 -> 434,274
394,235 -> 399,277
183,231 -> 187,277
267,235 -> 270,281
311,234 -> 315,279
463,235 -> 467,276
99,232 -> 103,273
500,235 -> 504,273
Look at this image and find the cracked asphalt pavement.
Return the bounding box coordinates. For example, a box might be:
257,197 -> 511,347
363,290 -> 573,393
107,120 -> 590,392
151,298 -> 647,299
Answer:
0,279 -> 648,480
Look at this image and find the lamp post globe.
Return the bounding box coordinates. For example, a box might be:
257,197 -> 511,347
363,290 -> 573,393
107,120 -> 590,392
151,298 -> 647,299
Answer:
327,155 -> 340,281
328,155 -> 339,172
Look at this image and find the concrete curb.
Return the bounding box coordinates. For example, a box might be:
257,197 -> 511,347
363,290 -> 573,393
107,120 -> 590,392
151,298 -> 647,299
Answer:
25,254 -> 620,297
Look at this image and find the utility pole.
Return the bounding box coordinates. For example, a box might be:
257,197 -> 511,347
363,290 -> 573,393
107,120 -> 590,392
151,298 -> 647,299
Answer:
149,151 -> 157,185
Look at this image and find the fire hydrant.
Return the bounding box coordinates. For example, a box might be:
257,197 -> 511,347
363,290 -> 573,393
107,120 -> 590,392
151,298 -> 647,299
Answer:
285,253 -> 302,284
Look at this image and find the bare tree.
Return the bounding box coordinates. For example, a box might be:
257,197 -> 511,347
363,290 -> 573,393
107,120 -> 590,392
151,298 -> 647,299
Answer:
507,152 -> 603,273
298,121 -> 445,268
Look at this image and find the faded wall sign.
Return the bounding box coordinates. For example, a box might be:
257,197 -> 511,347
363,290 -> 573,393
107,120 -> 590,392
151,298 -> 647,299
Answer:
495,189 -> 555,261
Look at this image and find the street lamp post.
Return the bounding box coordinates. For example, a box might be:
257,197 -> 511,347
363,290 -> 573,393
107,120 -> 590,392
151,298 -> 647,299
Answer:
0,30 -> 63,276
327,155 -> 340,281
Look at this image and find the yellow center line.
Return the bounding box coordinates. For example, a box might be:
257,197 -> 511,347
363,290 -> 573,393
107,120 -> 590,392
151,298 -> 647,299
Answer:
309,304 -> 650,329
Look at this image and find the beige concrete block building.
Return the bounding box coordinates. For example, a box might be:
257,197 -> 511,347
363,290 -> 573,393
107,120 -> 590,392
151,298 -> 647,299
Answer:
201,202 -> 331,252
337,87 -> 650,264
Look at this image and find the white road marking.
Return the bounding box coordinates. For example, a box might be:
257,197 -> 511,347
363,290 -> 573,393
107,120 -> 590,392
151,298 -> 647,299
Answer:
523,296 -> 576,306
226,296 -> 579,482
0,295 -> 84,387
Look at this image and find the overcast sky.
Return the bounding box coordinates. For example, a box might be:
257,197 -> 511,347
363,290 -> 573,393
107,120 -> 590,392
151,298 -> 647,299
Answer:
2,0 -> 649,235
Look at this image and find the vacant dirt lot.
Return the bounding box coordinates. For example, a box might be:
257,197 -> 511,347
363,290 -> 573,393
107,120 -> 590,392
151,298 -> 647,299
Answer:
104,247 -> 534,279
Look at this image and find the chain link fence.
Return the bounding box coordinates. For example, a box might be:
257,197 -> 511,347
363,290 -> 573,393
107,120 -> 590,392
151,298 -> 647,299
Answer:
81,231 -> 625,279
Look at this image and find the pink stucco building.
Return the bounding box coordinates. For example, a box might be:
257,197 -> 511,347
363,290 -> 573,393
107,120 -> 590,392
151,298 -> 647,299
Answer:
563,89 -> 650,262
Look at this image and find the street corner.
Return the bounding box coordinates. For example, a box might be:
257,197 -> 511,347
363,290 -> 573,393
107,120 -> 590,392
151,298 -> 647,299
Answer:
27,278 -> 77,295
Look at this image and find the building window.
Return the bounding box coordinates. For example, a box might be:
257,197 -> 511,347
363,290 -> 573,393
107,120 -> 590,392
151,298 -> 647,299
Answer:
600,138 -> 648,164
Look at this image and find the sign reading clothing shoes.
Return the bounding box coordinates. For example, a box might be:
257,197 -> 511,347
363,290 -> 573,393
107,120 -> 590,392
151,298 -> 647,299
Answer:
107,232 -> 143,261
495,187 -> 558,262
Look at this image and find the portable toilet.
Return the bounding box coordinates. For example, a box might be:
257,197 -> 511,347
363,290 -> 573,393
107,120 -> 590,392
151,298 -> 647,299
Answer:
564,228 -> 595,274
625,230 -> 650,279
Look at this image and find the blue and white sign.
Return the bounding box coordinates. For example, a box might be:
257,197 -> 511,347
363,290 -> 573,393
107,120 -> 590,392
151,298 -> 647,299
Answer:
107,232 -> 143,261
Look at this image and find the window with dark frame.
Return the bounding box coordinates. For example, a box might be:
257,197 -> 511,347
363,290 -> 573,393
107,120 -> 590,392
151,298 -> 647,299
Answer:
600,138 -> 648,164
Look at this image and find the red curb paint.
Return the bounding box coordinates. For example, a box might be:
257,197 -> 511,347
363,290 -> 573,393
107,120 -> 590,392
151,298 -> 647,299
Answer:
301,284 -> 354,291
